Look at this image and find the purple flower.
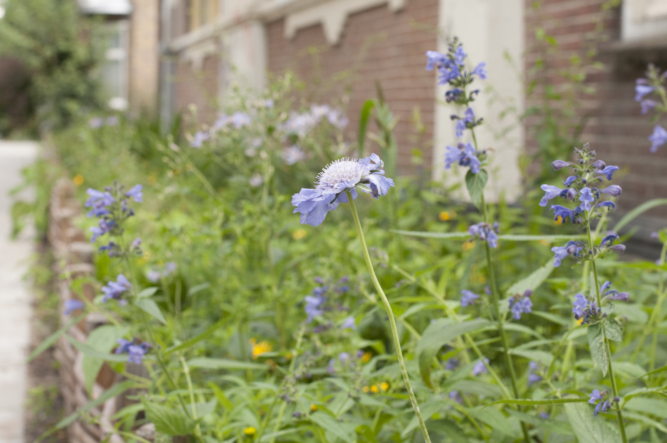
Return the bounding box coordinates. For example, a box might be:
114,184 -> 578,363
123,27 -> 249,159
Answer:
341,316 -> 356,330
454,46 -> 466,65
446,358 -> 459,370
635,83 -> 654,101
102,274 -> 132,303
527,361 -> 542,386
600,233 -> 619,247
305,293 -> 326,322
439,63 -> 461,85
597,201 -> 616,211
472,62 -> 487,80
460,290 -> 480,307
190,130 -> 209,148
231,112 -> 251,129
509,290 -> 533,320
551,241 -> 584,267
291,153 -> 393,226
552,160 -> 570,171
445,89 -> 463,103
563,176 -> 577,187
579,187 -> 595,211
649,125 -> 667,153
425,50 -> 447,71
572,294 -> 588,318
468,222 -> 499,248
126,184 -> 143,202
455,108 -> 475,138
641,99 -> 657,114
539,185 -> 576,207
85,188 -> 115,217
90,219 -> 116,242
448,390 -> 464,404
539,413 -> 550,419
445,143 -> 481,174
339,352 -> 350,364
601,280 -> 630,302
64,299 -> 85,315
597,165 -> 619,181
601,185 -> 622,197
589,389 -> 612,417
116,338 -> 151,364
472,358 -> 489,376
550,205 -> 574,223
326,109 -> 349,129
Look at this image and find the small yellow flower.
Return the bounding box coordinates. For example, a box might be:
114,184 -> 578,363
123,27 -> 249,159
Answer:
310,404 -> 318,412
555,216 -> 564,225
285,353 -> 293,360
462,241 -> 475,251
577,317 -> 584,325
293,229 -> 307,240
439,211 -> 456,221
250,338 -> 272,359
370,385 -> 379,393
243,427 -> 256,436
362,386 -> 370,393
361,352 -> 372,363
73,175 -> 84,186
380,382 -> 389,391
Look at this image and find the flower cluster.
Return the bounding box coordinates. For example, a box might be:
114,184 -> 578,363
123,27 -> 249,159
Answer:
460,289 -> 480,307
282,104 -> 349,138
303,277 -> 355,332
600,280 -> 630,303
146,262 -> 177,283
635,64 -> 667,152
102,274 -> 132,305
445,143 -> 483,174
543,145 -> 626,267
86,182 -> 143,258
190,111 -> 253,148
292,153 -> 394,226
508,290 -> 533,320
527,361 -> 542,386
472,357 -> 489,376
572,294 -> 601,325
468,222 -> 499,248
589,390 -> 619,416
116,338 -> 152,364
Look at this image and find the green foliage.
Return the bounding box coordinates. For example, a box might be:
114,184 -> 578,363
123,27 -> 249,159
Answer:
0,0 -> 105,132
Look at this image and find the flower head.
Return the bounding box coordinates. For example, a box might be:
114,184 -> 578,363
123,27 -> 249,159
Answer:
304,292 -> 326,322
635,83 -> 654,102
116,338 -> 151,364
649,125 -> 667,153
85,188 -> 115,217
445,143 -> 481,174
597,165 -> 619,181
472,358 -> 489,376
341,316 -> 356,330
460,289 -> 480,307
509,290 -> 533,320
601,185 -> 622,197
102,274 -> 132,303
551,241 -> 584,267
579,187 -> 595,211
468,222 -> 499,248
588,389 -> 614,417
472,62 -> 487,80
292,154 -> 394,226
527,361 -> 542,386
64,299 -> 85,315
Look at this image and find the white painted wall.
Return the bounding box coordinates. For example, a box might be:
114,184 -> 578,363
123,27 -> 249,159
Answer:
433,0 -> 525,203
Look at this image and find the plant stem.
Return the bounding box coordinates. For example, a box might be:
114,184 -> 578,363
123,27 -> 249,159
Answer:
586,226 -> 628,443
346,191 -> 432,443
479,195 -> 531,443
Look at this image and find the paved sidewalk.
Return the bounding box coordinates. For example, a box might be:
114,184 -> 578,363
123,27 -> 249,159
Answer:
0,141 -> 38,443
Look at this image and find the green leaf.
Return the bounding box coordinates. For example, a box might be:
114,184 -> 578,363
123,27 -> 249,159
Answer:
508,349 -> 553,366
470,406 -> 518,437
136,298 -> 167,324
640,364 -> 667,379
165,318 -> 226,356
531,311 -> 569,326
465,169 -> 488,209
309,411 -> 354,443
82,325 -> 128,394
587,323 -> 608,376
624,398 -> 667,419
27,314 -> 86,363
357,99 -> 376,157
137,287 -> 159,299
506,410 -> 573,435
187,282 -> 210,296
486,397 -> 587,408
621,387 -> 665,407
66,335 -> 130,362
613,198 -> 667,232
416,319 -> 489,388
564,402 -> 622,443
187,358 -> 268,371
505,258 -> 555,296
142,400 -> 196,436
39,380 -> 135,441
604,318 -> 623,342
613,362 -> 646,379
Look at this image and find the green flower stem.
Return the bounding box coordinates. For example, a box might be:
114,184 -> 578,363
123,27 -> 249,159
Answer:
346,191 -> 432,443
586,226 -> 628,443
479,194 -> 531,443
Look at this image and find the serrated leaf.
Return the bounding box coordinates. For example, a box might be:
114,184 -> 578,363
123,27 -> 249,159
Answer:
142,400 -> 195,436
83,325 -> 128,394
588,323 -> 609,376
416,319 -> 489,388
564,402 -> 622,443
309,411 -> 354,443
604,318 -> 623,342
465,169 -> 488,209
136,298 -> 167,324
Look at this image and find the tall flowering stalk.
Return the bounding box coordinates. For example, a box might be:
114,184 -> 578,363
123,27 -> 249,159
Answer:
427,39 -> 530,443
292,154 -> 432,443
635,64 -> 667,152
542,144 -> 628,441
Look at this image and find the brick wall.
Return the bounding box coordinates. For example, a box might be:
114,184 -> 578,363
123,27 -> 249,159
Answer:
525,0 -> 667,225
129,0 -> 160,113
266,0 -> 439,173
173,54 -> 221,125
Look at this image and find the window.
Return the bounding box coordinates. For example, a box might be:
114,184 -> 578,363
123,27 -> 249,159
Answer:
622,0 -> 667,42
187,0 -> 219,32
101,20 -> 129,110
